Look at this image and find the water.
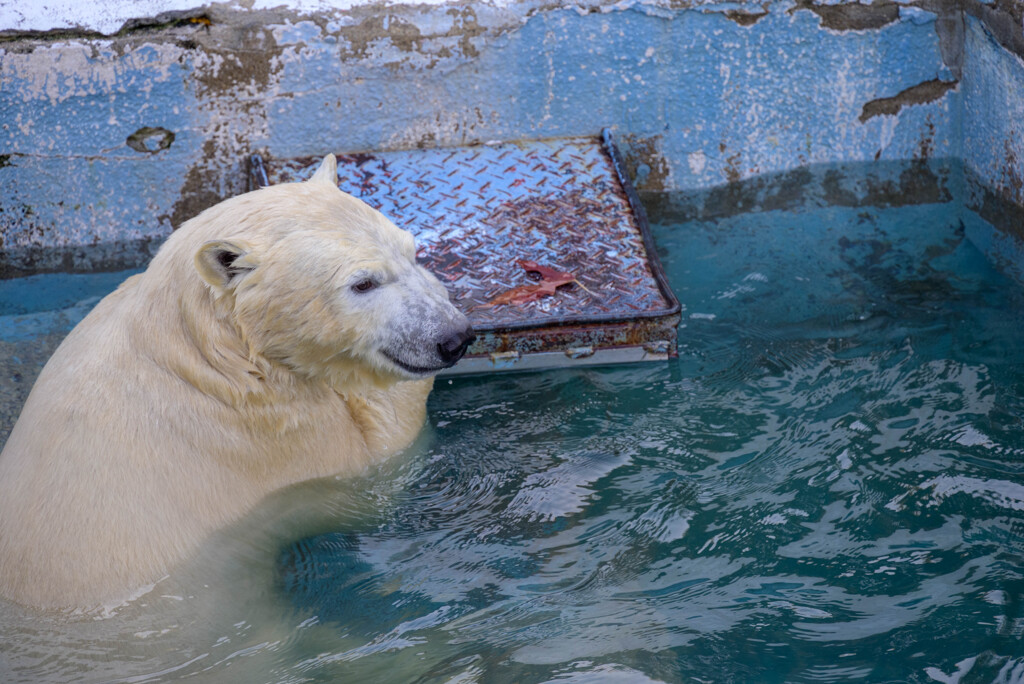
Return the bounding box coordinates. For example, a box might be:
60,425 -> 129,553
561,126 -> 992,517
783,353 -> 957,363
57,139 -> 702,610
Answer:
1,199 -> 1023,682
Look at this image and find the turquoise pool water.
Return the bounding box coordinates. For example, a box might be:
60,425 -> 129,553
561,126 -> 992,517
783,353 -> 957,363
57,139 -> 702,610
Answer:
1,198 -> 1022,682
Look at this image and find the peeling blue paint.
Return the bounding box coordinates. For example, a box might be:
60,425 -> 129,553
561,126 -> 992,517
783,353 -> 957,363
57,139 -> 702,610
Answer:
0,0 -> 1020,274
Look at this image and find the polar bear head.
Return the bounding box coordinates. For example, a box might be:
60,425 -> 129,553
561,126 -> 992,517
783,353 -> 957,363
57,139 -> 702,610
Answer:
188,155 -> 475,390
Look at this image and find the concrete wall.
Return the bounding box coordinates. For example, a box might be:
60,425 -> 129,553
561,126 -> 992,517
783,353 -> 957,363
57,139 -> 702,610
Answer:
957,1 -> 1024,279
0,0 -> 1020,276
962,14 -> 1024,233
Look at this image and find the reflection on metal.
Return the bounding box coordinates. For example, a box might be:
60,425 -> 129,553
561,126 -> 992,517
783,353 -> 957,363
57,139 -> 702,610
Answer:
249,130 -> 680,373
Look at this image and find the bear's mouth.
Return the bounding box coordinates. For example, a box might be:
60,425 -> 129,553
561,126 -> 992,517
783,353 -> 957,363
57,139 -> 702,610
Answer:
380,349 -> 450,375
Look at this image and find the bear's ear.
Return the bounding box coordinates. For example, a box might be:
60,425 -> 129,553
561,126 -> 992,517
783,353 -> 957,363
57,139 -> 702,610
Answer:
308,154 -> 338,186
194,240 -> 260,291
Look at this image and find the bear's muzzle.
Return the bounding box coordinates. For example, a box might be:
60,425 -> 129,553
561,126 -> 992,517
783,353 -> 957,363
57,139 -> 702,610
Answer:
437,326 -> 476,366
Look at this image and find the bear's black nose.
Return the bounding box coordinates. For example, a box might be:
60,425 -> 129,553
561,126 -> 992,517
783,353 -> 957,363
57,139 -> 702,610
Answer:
437,326 -> 476,365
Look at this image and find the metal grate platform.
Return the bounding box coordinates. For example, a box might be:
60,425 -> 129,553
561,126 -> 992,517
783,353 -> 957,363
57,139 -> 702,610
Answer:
249,130 -> 680,374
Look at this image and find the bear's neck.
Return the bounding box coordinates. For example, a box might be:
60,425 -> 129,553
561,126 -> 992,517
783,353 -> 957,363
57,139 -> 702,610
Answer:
130,271 -> 314,409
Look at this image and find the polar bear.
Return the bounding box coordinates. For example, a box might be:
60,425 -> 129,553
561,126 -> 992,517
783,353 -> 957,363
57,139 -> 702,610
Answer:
0,156 -> 474,610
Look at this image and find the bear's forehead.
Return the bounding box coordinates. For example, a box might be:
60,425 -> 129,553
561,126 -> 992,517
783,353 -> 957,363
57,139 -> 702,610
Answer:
308,192 -> 412,248
283,224 -> 411,252
225,183 -> 418,261
263,227 -> 414,275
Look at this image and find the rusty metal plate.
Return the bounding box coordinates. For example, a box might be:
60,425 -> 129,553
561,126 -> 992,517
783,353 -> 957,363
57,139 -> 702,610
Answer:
249,130 -> 680,373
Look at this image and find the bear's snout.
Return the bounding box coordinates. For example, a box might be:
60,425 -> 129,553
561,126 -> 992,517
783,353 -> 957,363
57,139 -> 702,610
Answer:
437,326 -> 476,366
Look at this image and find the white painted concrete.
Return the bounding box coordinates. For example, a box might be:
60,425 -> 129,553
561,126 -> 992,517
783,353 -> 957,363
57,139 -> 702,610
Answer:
0,0 -> 491,34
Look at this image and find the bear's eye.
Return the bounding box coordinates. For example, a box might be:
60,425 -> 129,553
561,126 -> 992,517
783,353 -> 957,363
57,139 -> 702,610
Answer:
352,278 -> 377,293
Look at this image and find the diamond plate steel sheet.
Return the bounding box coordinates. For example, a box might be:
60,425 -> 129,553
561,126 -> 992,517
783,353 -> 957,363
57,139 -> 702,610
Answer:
250,131 -> 680,369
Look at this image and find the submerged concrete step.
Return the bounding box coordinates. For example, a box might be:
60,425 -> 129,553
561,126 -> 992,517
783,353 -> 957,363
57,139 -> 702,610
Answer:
249,130 -> 680,373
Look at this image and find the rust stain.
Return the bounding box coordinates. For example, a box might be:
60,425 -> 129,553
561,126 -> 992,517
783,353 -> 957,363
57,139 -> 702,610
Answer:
437,188 -> 654,324
1000,137 -> 1024,203
170,139 -> 241,230
465,316 -> 679,358
915,119 -> 936,160
859,78 -> 958,123
617,134 -> 670,191
720,143 -> 742,183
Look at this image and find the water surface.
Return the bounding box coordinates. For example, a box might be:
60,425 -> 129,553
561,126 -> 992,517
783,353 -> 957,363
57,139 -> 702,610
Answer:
1,200 -> 1022,683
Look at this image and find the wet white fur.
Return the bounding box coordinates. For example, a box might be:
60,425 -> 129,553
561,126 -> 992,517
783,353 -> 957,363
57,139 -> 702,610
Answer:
0,157 -> 467,610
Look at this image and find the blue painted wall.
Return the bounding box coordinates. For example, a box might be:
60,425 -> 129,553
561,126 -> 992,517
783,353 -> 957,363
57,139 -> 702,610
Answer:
963,17 -> 1024,205
0,0 -> 1019,273
960,15 -> 1024,281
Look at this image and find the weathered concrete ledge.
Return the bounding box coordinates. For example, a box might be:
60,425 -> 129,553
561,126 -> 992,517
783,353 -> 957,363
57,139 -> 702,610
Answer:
642,158 -> 962,223
0,0 -> 1021,275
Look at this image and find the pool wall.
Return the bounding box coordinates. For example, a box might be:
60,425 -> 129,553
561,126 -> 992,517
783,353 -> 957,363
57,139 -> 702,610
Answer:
960,14 -> 1024,281
0,0 -> 1022,277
